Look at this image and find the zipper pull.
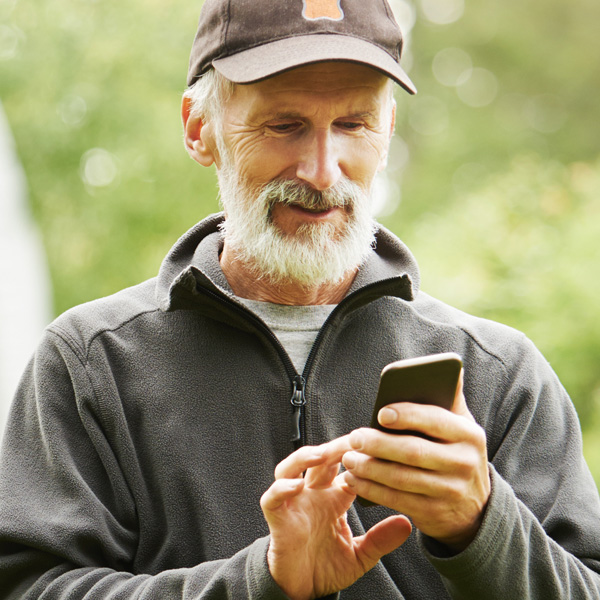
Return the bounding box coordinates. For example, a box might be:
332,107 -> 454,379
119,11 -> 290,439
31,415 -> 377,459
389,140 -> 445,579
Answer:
290,375 -> 307,442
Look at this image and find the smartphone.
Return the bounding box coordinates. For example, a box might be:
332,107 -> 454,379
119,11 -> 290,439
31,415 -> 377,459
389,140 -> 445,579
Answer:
369,352 -> 463,434
357,352 -> 462,507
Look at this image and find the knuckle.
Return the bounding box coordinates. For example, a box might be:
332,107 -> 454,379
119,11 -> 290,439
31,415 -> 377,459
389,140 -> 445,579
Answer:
391,466 -> 417,491
473,425 -> 488,449
260,489 -> 271,510
444,480 -> 465,504
386,469 -> 407,492
456,449 -> 478,472
465,421 -> 487,447
349,474 -> 369,497
348,452 -> 371,477
351,428 -> 372,449
358,479 -> 383,504
379,484 -> 401,509
403,440 -> 425,465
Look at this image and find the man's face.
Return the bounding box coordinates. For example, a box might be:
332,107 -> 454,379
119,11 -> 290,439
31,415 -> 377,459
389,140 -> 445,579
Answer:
210,62 -> 395,286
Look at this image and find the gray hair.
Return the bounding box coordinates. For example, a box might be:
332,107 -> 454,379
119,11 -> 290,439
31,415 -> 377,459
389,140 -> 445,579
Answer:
183,68 -> 236,123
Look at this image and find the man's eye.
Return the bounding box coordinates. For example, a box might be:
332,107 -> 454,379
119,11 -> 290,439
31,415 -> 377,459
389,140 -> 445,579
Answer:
269,122 -> 301,133
337,122 -> 363,131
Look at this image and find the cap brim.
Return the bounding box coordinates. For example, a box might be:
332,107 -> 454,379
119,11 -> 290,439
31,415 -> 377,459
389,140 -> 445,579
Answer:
212,34 -> 416,95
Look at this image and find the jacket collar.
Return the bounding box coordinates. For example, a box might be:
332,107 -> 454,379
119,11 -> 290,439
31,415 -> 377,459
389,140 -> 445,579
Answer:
156,213 -> 420,312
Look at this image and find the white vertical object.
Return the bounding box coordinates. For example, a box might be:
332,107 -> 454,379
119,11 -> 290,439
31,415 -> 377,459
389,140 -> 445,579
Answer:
0,103 -> 52,440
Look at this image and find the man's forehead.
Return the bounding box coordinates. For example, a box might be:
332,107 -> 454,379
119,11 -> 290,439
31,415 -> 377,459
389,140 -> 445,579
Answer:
228,62 -> 392,116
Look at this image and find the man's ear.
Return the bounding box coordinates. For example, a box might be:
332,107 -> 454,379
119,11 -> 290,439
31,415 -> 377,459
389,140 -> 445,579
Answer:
181,96 -> 217,167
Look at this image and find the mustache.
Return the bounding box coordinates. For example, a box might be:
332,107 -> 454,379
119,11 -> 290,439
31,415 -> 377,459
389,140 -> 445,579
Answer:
259,179 -> 362,212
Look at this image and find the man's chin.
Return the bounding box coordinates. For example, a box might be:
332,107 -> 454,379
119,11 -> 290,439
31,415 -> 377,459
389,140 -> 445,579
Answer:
233,225 -> 362,288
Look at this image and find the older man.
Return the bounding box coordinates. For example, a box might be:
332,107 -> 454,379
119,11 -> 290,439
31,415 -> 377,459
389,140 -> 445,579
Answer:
1,0 -> 600,599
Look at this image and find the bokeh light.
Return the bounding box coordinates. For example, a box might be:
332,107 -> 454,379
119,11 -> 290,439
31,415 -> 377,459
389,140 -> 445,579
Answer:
455,68 -> 499,107
419,0 -> 465,25
80,148 -> 119,189
432,47 -> 472,87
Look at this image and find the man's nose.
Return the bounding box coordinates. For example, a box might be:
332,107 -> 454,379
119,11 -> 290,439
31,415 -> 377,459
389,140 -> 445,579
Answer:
295,129 -> 342,191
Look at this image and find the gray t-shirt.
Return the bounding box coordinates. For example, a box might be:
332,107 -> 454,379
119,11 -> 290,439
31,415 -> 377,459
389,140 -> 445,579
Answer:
237,298 -> 336,374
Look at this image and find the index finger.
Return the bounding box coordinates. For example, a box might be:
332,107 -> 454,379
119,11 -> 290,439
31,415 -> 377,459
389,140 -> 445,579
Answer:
274,446 -> 326,480
304,435 -> 354,488
274,435 -> 354,480
320,434 -> 353,463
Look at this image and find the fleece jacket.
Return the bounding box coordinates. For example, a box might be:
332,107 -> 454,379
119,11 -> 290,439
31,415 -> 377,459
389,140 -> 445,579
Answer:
1,212 -> 600,599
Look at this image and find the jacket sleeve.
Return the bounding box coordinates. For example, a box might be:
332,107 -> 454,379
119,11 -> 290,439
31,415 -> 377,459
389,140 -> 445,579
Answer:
420,337 -> 600,599
0,330 -> 289,600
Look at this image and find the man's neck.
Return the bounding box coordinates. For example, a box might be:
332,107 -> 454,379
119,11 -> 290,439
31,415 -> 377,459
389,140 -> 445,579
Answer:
220,243 -> 356,306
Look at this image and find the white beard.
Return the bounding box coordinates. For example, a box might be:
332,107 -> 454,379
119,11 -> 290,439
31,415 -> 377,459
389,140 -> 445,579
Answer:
216,162 -> 377,288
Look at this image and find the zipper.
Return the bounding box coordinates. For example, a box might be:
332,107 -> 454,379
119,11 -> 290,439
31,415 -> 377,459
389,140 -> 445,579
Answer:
195,274 -> 412,447
290,274 -> 412,446
195,286 -> 304,442
290,375 -> 307,442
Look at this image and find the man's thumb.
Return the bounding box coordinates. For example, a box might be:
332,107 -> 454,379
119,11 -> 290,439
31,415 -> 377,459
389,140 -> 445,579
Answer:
355,515 -> 412,571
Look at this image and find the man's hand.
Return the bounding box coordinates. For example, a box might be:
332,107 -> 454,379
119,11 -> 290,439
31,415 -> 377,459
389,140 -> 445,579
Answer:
342,372 -> 490,551
261,437 -> 412,600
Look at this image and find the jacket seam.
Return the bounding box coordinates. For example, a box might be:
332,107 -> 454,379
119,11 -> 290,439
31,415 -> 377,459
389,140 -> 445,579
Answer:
46,325 -> 141,550
51,308 -> 162,364
384,295 -> 514,375
392,297 -> 513,445
43,326 -> 138,491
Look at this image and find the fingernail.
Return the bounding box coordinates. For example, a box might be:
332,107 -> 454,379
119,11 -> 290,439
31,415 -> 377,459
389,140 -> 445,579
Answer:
344,472 -> 357,487
343,451 -> 357,470
379,407 -> 397,426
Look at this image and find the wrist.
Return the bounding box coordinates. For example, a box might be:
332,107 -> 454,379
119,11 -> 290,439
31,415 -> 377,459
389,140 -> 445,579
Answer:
432,503 -> 488,553
267,543 -> 313,600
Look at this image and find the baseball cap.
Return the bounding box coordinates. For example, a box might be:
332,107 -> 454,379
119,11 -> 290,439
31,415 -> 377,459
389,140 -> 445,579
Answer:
187,0 -> 416,94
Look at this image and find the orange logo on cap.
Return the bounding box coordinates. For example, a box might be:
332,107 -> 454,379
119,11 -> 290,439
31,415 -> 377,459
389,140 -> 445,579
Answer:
303,0 -> 344,21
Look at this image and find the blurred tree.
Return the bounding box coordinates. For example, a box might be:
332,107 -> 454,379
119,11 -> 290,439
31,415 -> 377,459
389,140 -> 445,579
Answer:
0,0 -> 220,311
400,155 -> 600,423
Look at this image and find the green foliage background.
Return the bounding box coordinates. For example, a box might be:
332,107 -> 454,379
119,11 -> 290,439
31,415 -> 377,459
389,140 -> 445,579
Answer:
2,1 -> 599,474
